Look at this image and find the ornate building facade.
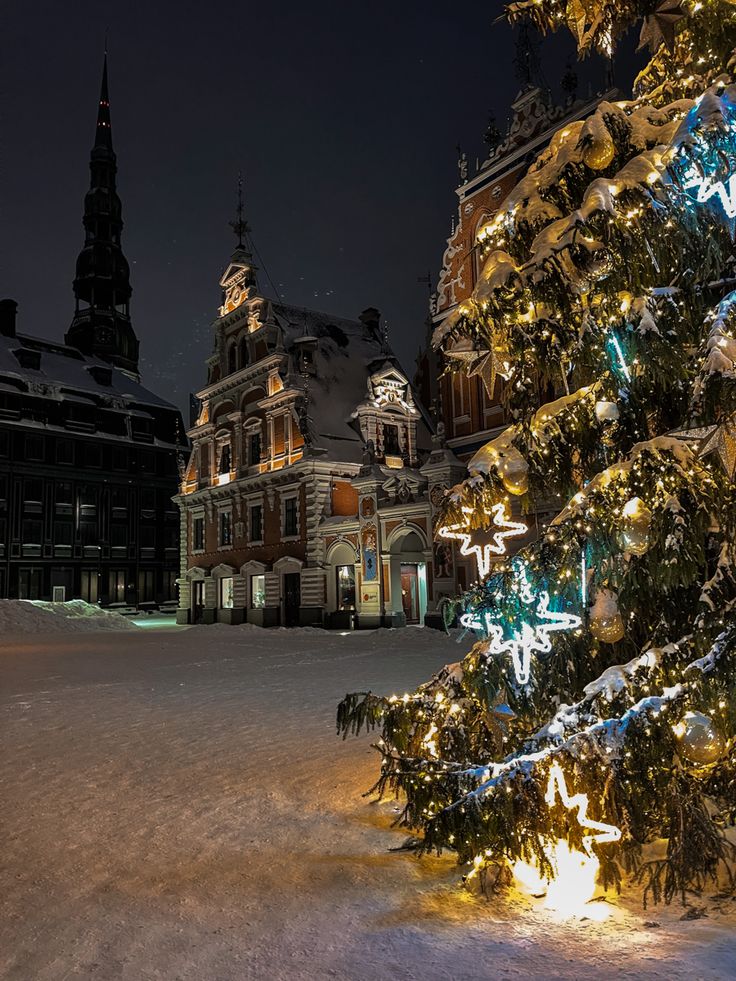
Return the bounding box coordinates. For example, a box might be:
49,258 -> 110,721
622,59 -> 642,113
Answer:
414,78 -> 617,591
0,57 -> 184,606
175,237 -> 464,627
418,81 -> 617,461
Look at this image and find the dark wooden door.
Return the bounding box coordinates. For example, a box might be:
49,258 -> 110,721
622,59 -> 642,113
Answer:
192,580 -> 205,624
400,564 -> 419,623
283,573 -> 301,627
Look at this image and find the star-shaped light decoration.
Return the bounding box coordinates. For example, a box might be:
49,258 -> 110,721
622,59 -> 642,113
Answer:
466,351 -> 497,399
670,418 -> 736,479
637,0 -> 686,53
438,502 -> 527,579
545,762 -> 622,854
445,342 -> 497,398
459,561 -> 582,686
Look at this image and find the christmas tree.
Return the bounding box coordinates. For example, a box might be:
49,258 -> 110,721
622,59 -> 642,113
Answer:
338,0 -> 736,910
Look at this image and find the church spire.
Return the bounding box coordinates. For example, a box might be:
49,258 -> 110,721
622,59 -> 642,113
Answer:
95,52 -> 113,150
66,52 -> 139,376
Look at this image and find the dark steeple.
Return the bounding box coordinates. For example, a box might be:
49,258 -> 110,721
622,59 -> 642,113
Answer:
66,53 -> 139,376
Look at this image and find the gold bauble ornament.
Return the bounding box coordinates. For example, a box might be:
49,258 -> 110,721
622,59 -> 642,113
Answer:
583,135 -> 615,170
621,497 -> 652,556
590,612 -> 625,644
674,711 -> 725,767
500,453 -> 529,497
590,588 -> 625,644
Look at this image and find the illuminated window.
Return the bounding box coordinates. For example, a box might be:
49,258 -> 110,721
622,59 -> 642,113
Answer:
336,564 -> 356,610
220,577 -> 234,609
251,574 -> 265,609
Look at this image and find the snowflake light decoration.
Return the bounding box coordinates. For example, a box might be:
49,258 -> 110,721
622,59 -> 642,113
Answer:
460,561 -> 582,686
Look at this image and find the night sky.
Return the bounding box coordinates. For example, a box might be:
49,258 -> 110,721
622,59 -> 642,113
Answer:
4,2 -> 644,416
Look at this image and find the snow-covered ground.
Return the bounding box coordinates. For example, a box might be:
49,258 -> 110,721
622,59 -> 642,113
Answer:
1,623 -> 734,981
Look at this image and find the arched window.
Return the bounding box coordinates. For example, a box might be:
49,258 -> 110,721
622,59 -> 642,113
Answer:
227,342 -> 237,375
239,336 -> 249,369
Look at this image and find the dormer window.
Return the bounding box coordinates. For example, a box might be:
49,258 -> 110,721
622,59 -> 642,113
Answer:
383,423 -> 400,456
13,348 -> 41,371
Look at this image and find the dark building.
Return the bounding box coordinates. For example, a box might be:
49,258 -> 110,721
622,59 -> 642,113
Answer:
0,57 -> 184,607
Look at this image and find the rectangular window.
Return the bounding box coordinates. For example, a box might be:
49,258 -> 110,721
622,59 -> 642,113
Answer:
112,446 -> 128,470
192,515 -> 205,551
218,443 -> 231,474
84,442 -> 102,467
250,432 -> 261,466
251,574 -> 265,609
80,519 -> 98,546
250,504 -> 263,543
111,524 -> 128,547
18,567 -> 43,600
25,434 -> 44,461
25,479 -> 43,505
56,439 -> 75,465
336,564 -> 356,610
22,519 -> 43,544
219,510 -> 232,547
383,423 -> 400,456
56,481 -> 73,507
220,577 -> 234,609
54,521 -> 73,546
140,525 -> 156,548
283,497 -> 298,537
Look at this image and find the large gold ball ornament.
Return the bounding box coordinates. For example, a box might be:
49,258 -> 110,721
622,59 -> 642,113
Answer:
674,711 -> 725,766
622,497 -> 652,556
590,611 -> 625,644
590,588 -> 624,644
583,134 -> 615,170
500,452 -> 529,497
